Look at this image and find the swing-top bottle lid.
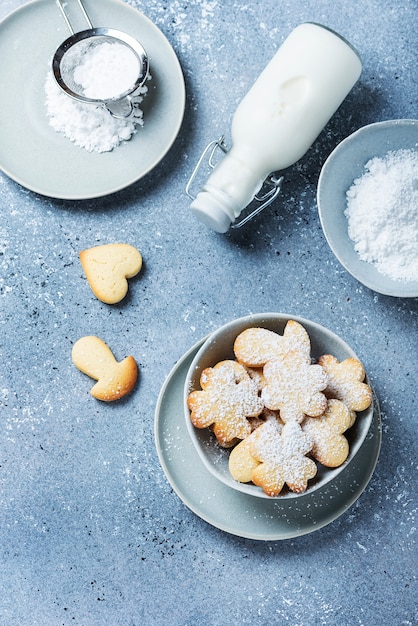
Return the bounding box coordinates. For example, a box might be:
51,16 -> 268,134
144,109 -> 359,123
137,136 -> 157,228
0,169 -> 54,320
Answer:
190,190 -> 235,233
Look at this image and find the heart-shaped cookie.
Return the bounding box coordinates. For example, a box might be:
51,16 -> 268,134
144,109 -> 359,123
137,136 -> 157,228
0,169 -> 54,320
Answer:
79,243 -> 142,304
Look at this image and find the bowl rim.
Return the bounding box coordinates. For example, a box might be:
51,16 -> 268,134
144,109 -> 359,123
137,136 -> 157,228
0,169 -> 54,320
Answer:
183,312 -> 374,499
317,118 -> 418,298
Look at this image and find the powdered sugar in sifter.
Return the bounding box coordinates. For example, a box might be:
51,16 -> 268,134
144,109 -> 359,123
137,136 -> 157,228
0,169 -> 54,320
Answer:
52,0 -> 149,119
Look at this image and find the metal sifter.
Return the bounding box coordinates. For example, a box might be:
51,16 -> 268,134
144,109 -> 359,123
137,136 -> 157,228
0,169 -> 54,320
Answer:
52,0 -> 149,119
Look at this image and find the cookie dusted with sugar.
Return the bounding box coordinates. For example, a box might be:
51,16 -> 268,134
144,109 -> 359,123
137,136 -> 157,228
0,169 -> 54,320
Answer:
229,411 -> 282,483
80,243 -> 142,304
318,354 -> 372,412
233,320 -> 311,367
303,399 -> 352,468
261,350 -> 328,423
244,366 -> 266,392
250,419 -> 317,496
72,336 -> 138,401
187,360 -> 264,447
228,431 -> 262,484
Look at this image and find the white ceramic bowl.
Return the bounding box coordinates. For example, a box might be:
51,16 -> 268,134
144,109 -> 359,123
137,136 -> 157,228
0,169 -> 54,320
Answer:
317,119 -> 418,298
184,313 -> 374,499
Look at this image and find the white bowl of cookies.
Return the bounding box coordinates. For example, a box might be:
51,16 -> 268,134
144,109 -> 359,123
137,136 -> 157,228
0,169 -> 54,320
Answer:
184,313 -> 374,499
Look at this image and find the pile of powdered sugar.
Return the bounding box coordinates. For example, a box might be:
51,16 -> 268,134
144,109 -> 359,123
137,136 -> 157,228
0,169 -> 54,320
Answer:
345,148 -> 418,283
45,40 -> 149,153
72,41 -> 141,100
45,72 -> 145,153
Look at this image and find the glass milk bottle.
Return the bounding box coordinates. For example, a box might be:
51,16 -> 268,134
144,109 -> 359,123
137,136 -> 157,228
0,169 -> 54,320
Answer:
188,23 -> 362,233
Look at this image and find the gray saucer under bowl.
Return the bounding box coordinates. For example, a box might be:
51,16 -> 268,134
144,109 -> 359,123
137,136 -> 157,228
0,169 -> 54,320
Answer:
155,332 -> 381,540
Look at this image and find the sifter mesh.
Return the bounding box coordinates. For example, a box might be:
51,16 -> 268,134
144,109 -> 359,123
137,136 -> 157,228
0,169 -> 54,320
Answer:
53,1 -> 149,116
54,31 -> 147,103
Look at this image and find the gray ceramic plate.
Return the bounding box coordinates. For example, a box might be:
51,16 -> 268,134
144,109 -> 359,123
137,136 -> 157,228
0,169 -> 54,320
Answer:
0,0 -> 185,199
317,119 -> 418,298
184,313 -> 374,500
155,337 -> 381,540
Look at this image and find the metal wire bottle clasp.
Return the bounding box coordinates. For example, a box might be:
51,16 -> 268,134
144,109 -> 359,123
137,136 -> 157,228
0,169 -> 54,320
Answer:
186,136 -> 284,229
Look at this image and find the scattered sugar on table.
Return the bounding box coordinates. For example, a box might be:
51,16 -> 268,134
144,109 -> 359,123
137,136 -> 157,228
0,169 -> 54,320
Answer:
345,148 -> 418,283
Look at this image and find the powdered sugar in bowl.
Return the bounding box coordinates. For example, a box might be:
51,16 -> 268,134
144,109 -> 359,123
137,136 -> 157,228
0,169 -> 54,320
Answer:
318,119 -> 418,297
183,313 -> 374,500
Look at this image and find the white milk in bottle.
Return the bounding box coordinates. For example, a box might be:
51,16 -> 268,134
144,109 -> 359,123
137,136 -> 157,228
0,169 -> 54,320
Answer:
189,23 -> 362,232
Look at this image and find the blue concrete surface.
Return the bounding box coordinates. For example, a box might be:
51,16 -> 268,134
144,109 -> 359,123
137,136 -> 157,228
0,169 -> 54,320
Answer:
0,1 -> 417,624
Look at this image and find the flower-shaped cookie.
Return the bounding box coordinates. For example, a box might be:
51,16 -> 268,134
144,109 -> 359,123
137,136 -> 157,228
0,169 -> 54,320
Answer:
318,354 -> 372,412
303,399 -> 352,467
187,360 -> 264,446
233,320 -> 311,367
261,351 -> 328,423
250,420 -> 317,495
